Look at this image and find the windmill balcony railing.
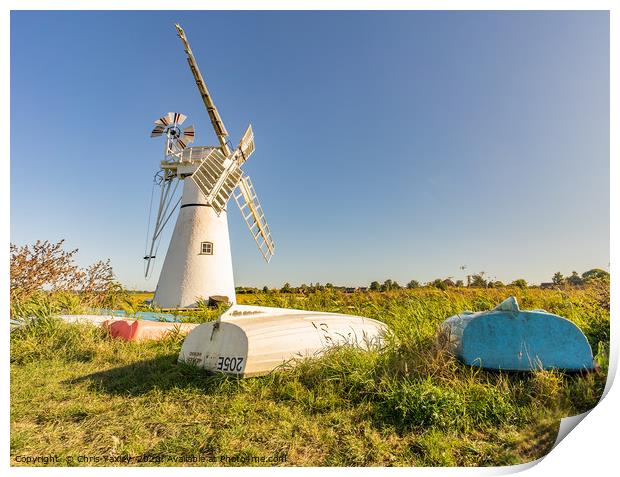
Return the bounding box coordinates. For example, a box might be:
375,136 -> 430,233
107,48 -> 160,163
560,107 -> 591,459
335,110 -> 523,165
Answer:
181,146 -> 217,163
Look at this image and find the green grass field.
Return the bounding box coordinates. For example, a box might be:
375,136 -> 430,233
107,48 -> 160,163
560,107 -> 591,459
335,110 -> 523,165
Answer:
10,286 -> 609,466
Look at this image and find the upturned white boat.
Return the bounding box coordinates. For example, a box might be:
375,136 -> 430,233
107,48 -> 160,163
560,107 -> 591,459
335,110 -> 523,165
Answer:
179,304 -> 387,377
58,314 -> 121,325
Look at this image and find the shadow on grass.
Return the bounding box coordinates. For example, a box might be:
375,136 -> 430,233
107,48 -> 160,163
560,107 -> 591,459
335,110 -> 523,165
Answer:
499,416 -> 561,464
66,354 -> 243,397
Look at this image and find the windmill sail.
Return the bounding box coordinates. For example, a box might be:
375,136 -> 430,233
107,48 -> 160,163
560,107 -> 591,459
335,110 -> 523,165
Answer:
174,23 -> 274,264
175,23 -> 230,156
233,175 -> 275,262
236,124 -> 255,164
190,148 -> 243,215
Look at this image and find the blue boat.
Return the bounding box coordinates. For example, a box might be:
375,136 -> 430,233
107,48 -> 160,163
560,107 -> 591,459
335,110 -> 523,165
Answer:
441,296 -> 594,371
90,309 -> 184,323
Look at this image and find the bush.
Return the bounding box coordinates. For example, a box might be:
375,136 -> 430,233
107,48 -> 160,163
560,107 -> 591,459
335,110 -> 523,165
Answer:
406,280 -> 420,289
10,239 -> 127,317
510,279 -> 528,289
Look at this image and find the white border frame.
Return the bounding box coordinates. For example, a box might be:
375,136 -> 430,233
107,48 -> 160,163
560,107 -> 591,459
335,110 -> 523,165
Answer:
3,2 -> 616,476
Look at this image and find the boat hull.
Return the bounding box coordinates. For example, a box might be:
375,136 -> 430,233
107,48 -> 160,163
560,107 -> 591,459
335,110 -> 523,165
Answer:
104,320 -> 197,342
441,297 -> 595,371
179,304 -> 387,377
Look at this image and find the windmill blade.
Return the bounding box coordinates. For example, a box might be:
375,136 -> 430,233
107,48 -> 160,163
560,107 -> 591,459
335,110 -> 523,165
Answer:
155,112 -> 187,127
181,124 -> 195,144
172,112 -> 187,125
175,24 -> 231,156
174,132 -> 193,150
150,125 -> 166,137
237,124 -> 255,164
233,175 -> 275,262
190,148 -> 243,215
175,138 -> 189,151
154,113 -> 173,126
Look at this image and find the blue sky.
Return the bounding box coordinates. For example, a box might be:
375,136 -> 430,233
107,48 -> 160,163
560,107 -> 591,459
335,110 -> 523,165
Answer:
10,11 -> 609,289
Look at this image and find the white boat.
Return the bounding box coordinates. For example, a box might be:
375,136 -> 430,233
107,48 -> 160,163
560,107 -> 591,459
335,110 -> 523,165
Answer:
179,304 -> 387,377
10,314 -> 120,331
58,314 -> 122,325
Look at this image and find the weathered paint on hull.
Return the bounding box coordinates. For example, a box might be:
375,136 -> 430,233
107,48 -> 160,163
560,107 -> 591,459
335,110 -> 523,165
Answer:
441,297 -> 594,371
179,304 -> 387,377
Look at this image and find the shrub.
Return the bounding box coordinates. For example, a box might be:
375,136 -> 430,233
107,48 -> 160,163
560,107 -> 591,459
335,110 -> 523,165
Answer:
510,279 -> 528,289
10,239 -> 127,317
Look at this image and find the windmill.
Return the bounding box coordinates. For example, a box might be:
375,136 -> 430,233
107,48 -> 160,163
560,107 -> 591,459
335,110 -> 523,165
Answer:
144,24 -> 275,309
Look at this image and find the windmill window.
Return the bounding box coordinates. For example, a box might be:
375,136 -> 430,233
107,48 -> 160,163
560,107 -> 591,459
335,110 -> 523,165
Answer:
200,242 -> 213,255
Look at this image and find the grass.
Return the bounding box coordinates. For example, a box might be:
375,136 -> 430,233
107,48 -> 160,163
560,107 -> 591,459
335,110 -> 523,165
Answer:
10,285 -> 609,466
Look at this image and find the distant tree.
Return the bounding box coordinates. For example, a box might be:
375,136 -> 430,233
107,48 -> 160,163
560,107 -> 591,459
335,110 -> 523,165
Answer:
455,280 -> 464,288
430,278 -> 447,290
566,271 -> 584,287
280,282 -> 292,293
492,280 -> 505,287
369,281 -> 380,291
406,279 -> 420,289
552,272 -> 565,286
510,279 -> 528,289
442,278 -> 455,288
325,282 -> 334,288
381,279 -> 395,292
469,273 -> 487,288
262,285 -> 269,293
582,268 -> 610,283
392,281 -> 402,289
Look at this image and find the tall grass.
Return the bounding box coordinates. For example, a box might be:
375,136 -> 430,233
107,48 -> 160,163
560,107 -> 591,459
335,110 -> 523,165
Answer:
10,285 -> 609,466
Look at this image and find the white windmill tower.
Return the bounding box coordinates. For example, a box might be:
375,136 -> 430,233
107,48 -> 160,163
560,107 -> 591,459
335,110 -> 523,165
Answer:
144,24 -> 275,309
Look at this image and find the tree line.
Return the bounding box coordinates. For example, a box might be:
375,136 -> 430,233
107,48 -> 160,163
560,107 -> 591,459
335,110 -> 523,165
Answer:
236,268 -> 609,294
